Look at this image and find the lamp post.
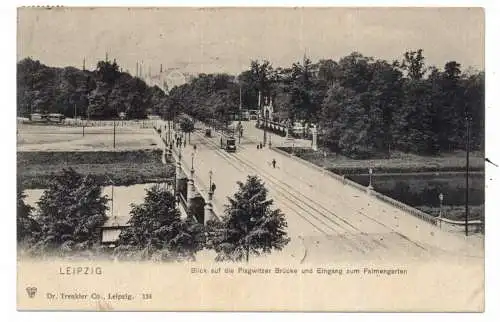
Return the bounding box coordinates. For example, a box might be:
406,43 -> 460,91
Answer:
439,193 -> 444,228
105,175 -> 115,222
209,170 -> 213,192
368,168 -> 373,189
191,152 -> 195,171
465,114 -> 472,236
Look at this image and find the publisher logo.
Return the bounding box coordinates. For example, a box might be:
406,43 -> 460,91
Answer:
26,286 -> 37,298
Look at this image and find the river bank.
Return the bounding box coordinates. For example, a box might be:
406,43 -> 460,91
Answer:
17,149 -> 174,189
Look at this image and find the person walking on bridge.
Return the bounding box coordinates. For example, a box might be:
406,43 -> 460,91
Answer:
272,158 -> 276,168
211,183 -> 216,194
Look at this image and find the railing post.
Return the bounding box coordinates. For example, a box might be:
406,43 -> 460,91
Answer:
204,191 -> 214,225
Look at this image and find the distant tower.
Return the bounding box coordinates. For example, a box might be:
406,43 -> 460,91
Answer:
105,52 -> 109,62
160,64 -> 163,73
136,61 -> 139,77
82,57 -> 86,71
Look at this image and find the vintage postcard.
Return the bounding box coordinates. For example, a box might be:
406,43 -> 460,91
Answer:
16,6 -> 485,311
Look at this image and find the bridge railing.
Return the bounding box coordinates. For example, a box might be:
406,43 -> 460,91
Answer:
167,136 -> 221,221
271,146 -> 441,227
272,146 -> 488,233
370,190 -> 438,225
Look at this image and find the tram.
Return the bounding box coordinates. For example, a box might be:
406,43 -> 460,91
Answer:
220,134 -> 237,152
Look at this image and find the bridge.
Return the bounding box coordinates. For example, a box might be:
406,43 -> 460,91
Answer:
102,118 -> 483,261
152,118 -> 483,261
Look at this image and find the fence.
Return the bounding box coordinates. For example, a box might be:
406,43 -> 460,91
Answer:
18,118 -> 158,129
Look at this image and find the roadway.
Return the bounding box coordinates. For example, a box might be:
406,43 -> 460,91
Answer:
163,121 -> 484,264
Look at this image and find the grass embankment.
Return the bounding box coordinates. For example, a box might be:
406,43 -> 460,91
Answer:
18,149 -> 174,189
277,147 -> 485,173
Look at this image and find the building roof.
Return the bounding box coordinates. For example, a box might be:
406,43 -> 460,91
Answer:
101,215 -> 130,228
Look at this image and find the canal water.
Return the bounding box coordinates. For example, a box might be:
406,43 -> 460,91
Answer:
340,171 -> 485,221
345,172 -> 484,207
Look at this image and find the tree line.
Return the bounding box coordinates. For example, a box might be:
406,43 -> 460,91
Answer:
169,50 -> 484,158
17,169 -> 289,262
18,49 -> 484,158
17,58 -> 168,120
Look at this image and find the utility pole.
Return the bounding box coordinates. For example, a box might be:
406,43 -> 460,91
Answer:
83,57 -> 86,71
465,114 -> 471,236
113,121 -> 116,149
111,184 -> 114,219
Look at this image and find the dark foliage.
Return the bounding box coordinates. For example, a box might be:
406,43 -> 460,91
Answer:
17,58 -> 169,120
113,185 -> 205,261
28,168 -> 109,255
206,176 -> 290,262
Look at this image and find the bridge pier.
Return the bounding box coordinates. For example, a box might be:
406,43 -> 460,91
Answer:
204,191 -> 214,224
187,168 -> 196,217
175,156 -> 183,195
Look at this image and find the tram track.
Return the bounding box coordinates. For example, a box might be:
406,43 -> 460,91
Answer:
231,136 -> 430,252
193,129 -> 430,255
193,131 -> 385,255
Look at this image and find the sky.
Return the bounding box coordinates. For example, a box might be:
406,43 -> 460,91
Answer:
17,7 -> 484,77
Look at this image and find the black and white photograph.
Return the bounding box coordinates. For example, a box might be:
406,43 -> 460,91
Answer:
15,6 -> 486,312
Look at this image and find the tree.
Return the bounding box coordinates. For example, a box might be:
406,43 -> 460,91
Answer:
396,49 -> 426,80
179,115 -> 195,143
33,168 -> 108,255
17,187 -> 40,245
17,58 -> 159,120
114,185 -> 204,261
206,176 -> 290,262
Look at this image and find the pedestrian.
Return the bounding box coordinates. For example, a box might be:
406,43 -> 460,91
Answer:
193,144 -> 197,151
272,158 -> 276,168
211,183 -> 216,193
183,139 -> 186,147
257,144 -> 260,150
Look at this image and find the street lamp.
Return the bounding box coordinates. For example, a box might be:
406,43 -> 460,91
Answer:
368,168 -> 373,189
191,152 -> 195,170
209,170 -> 213,191
438,193 -> 444,228
465,114 -> 472,236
